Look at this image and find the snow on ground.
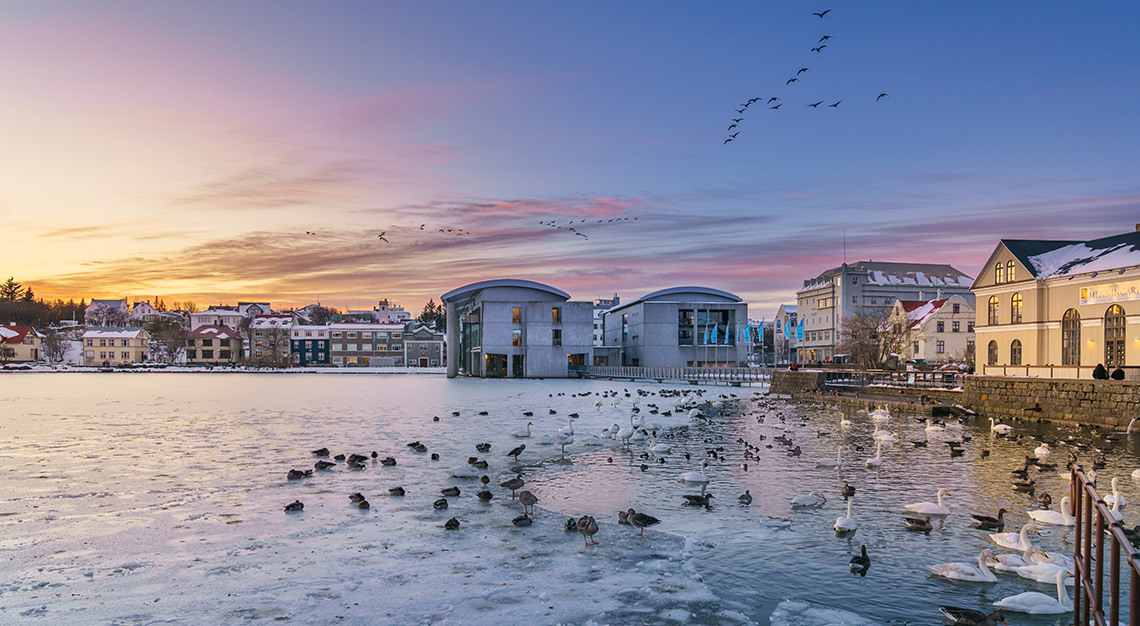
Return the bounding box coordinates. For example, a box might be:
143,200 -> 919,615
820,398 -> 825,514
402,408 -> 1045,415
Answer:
769,599 -> 880,626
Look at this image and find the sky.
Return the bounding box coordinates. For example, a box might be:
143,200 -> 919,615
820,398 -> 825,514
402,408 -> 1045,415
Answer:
2,1 -> 1138,318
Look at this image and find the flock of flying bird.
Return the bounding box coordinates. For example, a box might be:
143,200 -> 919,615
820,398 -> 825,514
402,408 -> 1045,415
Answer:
723,8 -> 888,145
537,216 -> 639,242
301,225 -> 470,245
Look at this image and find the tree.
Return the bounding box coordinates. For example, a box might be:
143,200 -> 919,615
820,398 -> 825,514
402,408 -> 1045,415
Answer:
145,318 -> 187,364
41,330 -> 72,363
0,277 -> 23,301
837,308 -> 908,370
0,345 -> 14,364
306,305 -> 335,326
418,299 -> 445,332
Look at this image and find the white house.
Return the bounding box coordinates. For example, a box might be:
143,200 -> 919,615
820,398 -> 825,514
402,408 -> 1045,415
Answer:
888,295 -> 975,363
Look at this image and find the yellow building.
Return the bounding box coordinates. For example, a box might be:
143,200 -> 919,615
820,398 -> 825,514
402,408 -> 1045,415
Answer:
82,327 -> 151,366
0,324 -> 44,362
972,228 -> 1140,378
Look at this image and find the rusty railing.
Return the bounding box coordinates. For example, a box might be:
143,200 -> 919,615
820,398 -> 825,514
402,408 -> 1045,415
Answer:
1072,466 -> 1140,626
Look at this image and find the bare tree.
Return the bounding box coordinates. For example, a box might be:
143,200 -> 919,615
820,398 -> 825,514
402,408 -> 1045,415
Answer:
41,330 -> 71,363
146,318 -> 187,364
249,325 -> 290,367
837,307 -> 912,370
0,345 -> 15,364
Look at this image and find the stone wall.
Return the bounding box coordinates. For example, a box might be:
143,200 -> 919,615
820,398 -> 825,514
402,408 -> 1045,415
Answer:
770,370 -> 826,396
962,376 -> 1140,428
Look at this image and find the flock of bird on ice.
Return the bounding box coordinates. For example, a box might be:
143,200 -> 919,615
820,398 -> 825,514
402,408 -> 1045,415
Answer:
276,383 -> 1131,626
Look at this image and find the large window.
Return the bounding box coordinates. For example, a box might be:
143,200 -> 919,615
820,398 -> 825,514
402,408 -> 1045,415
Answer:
987,296 -> 999,325
512,329 -> 522,346
1010,339 -> 1022,366
1010,293 -> 1023,324
512,307 -> 521,324
1062,309 -> 1080,366
987,340 -> 998,365
552,307 -> 561,324
1006,261 -> 1015,283
552,329 -> 562,346
1106,304 -> 1126,367
995,263 -> 1004,284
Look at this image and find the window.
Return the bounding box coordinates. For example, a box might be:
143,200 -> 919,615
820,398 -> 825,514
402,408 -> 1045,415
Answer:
936,340 -> 945,354
201,339 -> 213,347
552,307 -> 561,324
86,339 -> 93,346
360,343 -> 372,351
552,329 -> 562,346
987,340 -> 998,366
1011,293 -> 1023,324
987,296 -> 999,325
99,339 -> 107,347
220,339 -> 230,347
952,321 -> 960,333
851,276 -> 858,285
936,321 -> 945,333
220,350 -> 231,359
952,303 -> 960,314
1010,339 -> 1022,366
912,341 -> 919,353
995,263 -> 1004,284
121,339 -> 129,347
86,350 -> 93,359
512,307 -> 521,323
851,296 -> 857,304
1106,304 -> 1126,367
1062,309 -> 1080,366
512,329 -> 522,346
347,332 -> 357,338
1006,261 -> 1015,283
186,350 -> 196,359
305,340 -> 312,349
332,343 -> 343,351
347,344 -> 357,351
202,350 -> 214,359
305,331 -> 312,337
332,332 -> 342,338
967,321 -> 975,332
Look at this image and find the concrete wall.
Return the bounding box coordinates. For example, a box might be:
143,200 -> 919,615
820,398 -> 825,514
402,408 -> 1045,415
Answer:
770,370 -> 826,396
962,375 -> 1140,428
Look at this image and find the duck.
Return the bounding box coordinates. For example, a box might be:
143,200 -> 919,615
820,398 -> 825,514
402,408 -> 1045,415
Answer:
565,517 -> 579,532
841,483 -> 856,498
1027,496 -> 1074,526
834,499 -> 857,533
512,422 -> 533,438
475,442 -> 491,453
444,517 -> 460,530
626,508 -> 660,536
1104,477 -> 1128,508
617,509 -> 631,525
287,469 -> 312,480
388,486 -> 405,496
682,493 -> 715,507
311,447 -> 330,457
930,549 -> 998,582
441,486 -> 461,498
500,473 -> 525,498
1034,443 -> 1051,457
577,515 -> 600,546
992,569 -> 1072,614
904,489 -> 951,515
904,516 -> 933,532
512,514 -> 532,527
476,490 -> 493,502
739,490 -> 753,505
679,461 -> 710,484
938,606 -> 1007,626
433,498 -> 449,510
816,445 -> 847,468
283,500 -> 304,512
990,418 -> 1013,435
849,545 -> 870,573
990,523 -> 1039,550
970,508 -> 1007,530
380,457 -> 397,466
314,460 -> 336,470
791,491 -> 827,509
349,493 -> 366,503
518,490 -> 538,515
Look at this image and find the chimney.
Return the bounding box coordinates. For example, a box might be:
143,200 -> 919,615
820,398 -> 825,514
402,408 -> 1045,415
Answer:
1135,223 -> 1140,232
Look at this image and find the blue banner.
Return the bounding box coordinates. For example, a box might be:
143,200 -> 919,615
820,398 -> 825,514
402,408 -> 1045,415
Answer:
796,319 -> 804,341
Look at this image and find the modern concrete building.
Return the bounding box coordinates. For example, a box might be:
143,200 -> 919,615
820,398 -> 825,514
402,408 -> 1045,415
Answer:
592,294 -> 620,348
442,279 -> 593,378
972,227 -> 1140,378
602,286 -> 748,367
796,261 -> 974,363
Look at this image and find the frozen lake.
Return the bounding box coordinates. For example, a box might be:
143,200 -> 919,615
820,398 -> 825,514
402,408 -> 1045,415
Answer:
2,373 -> 1137,625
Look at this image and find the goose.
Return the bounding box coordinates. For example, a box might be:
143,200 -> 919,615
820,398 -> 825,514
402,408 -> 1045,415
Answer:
739,490 -> 753,505
930,549 -> 998,582
817,445 -> 847,468
682,493 -> 715,506
970,508 -> 1007,530
500,473 -> 525,498
990,523 -> 1039,550
1016,562 -> 1075,585
577,515 -> 599,546
1034,443 -> 1051,457
993,569 -> 1072,614
865,442 -> 884,468
905,489 -> 951,515
986,546 -> 1044,572
1027,496 -> 1074,526
679,461 -> 710,484
512,422 -> 533,438
627,509 -> 660,536
1104,477 -> 1128,508
507,444 -> 526,461
990,418 -> 1013,435
925,419 -> 945,433
518,490 -> 538,515
938,606 -> 1007,626
834,498 -> 857,533
791,491 -> 827,509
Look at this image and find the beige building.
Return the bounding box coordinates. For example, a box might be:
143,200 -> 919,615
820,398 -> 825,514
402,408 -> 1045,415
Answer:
0,323 -> 44,362
185,325 -> 242,366
82,327 -> 150,366
972,228 -> 1140,378
887,295 -> 975,363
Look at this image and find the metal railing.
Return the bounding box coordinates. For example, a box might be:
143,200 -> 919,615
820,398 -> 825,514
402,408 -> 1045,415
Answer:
1072,466 -> 1140,626
822,370 -> 961,390
588,366 -> 773,384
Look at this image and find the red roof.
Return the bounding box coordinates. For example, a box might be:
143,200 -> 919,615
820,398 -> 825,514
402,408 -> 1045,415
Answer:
0,324 -> 38,344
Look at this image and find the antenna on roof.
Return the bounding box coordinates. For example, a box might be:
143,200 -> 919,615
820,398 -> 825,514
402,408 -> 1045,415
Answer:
843,230 -> 846,264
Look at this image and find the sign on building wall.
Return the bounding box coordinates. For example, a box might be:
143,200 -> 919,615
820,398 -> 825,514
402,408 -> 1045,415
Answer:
1080,280 -> 1140,305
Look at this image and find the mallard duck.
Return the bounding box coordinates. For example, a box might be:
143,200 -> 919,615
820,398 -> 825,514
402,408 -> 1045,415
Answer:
311,447 -> 330,457
388,486 -> 405,496
518,490 -> 539,515
617,510 -> 631,525
287,469 -> 312,480
441,486 -> 461,498
357,500 -> 370,510
512,514 -> 532,527
349,493 -> 366,503
284,500 -> 304,512
565,517 -> 578,532
476,490 -> 493,502
682,493 -> 715,506
627,509 -> 660,536
444,517 -> 460,530
334,454 -> 346,461
905,516 -> 934,532
475,442 -> 491,453
380,457 -> 397,466
578,515 -> 600,546
433,498 -> 449,510
314,460 -> 336,470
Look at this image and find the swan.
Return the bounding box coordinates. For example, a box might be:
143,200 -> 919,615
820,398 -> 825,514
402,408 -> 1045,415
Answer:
872,427 -> 899,443
1017,562 -> 1075,585
1034,443 -> 1051,457
1109,493 -> 1125,522
552,432 -> 574,453
679,461 -> 710,484
582,435 -> 604,446
1030,549 -> 1075,570
1132,468 -> 1140,480
930,549 -> 998,582
1027,496 -> 1074,526
990,523 -> 1039,551
986,545 -> 1044,572
512,422 -> 533,438
1104,477 -> 1128,508
925,419 -> 944,433
629,428 -> 649,443
839,415 -> 853,427
865,442 -> 884,469
448,465 -> 480,478
791,491 -> 827,509
905,489 -> 951,515
990,417 -> 1013,435
816,445 -> 847,468
558,418 -> 575,435
615,416 -> 635,446
870,407 -> 890,423
534,434 -> 555,445
834,498 -> 857,533
608,423 -> 620,438
648,437 -> 671,454
993,569 -> 1072,614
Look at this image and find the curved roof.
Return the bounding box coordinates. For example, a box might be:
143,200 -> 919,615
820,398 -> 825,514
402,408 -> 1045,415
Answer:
608,286 -> 742,314
441,278 -> 570,303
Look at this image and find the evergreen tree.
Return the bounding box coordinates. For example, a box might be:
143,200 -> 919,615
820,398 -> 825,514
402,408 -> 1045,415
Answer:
418,299 -> 445,332
0,277 -> 22,301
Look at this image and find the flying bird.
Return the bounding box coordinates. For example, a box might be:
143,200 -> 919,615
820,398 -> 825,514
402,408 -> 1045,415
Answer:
818,35 -> 832,42
736,108 -> 747,113
729,132 -> 739,138
813,9 -> 831,18
377,231 -> 388,243
723,137 -> 733,144
828,100 -> 841,107
575,232 -> 589,240
786,78 -> 798,85
808,101 -> 823,108
732,118 -> 743,123
305,231 -> 315,235
767,97 -> 780,104
797,68 -> 809,75
419,224 -> 425,230
769,103 -> 782,110
812,45 -> 827,52
727,124 -> 738,130
876,93 -> 889,101
746,98 -> 760,104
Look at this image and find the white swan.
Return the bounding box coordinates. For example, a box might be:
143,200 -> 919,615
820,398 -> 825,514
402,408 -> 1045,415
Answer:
870,407 -> 890,423
582,435 -> 604,446
905,489 -> 951,515
1131,468 -> 1140,481
839,414 -> 853,427
834,498 -> 857,532
817,445 -> 847,468
993,569 -> 1072,614
1028,496 -> 1074,526
990,417 -> 1013,435
512,421 -> 533,438
791,491 -> 827,509
448,465 -> 480,478
990,523 -> 1039,550
986,545 -> 1044,572
1104,477 -> 1128,508
534,434 -> 554,445
930,549 -> 998,582
1034,443 -> 1051,457
615,416 -> 635,446
552,432 -> 574,453
629,428 -> 649,442
557,418 -> 575,435
865,442 -> 884,469
872,427 -> 899,443
1109,493 -> 1125,522
679,461 -> 710,484
648,437 -> 671,454
1030,549 -> 1075,571
1017,562 -> 1075,585
925,419 -> 944,433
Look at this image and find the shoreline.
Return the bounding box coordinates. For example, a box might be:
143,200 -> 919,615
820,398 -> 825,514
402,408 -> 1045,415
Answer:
0,364 -> 448,375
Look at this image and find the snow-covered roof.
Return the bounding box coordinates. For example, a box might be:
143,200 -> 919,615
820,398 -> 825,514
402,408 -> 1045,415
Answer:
0,325 -> 41,343
87,298 -> 127,309
188,324 -> 239,340
82,327 -> 148,339
801,261 -> 973,292
250,315 -> 293,330
197,306 -> 240,315
898,299 -> 948,329
1023,231 -> 1140,279
329,322 -> 405,331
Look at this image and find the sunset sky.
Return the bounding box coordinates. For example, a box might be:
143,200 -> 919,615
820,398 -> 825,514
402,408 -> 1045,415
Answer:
3,1 -> 1138,318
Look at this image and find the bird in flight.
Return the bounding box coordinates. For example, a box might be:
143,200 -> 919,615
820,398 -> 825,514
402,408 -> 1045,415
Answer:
786,78 -> 799,85
419,224 -> 425,230
747,98 -> 760,104
305,231 -> 315,235
575,232 -> 589,240
797,68 -> 809,75
729,132 -> 740,138
727,124 -> 738,130
378,233 -> 389,243
876,93 -> 889,101
818,35 -> 831,43
767,97 -> 780,104
770,103 -> 782,110
828,100 -> 841,107
811,45 -> 827,52
736,107 -> 747,114
807,101 -> 823,108
813,9 -> 831,18
732,118 -> 743,123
